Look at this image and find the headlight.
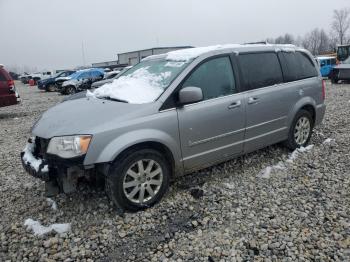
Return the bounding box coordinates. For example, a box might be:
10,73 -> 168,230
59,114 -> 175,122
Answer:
47,135 -> 92,158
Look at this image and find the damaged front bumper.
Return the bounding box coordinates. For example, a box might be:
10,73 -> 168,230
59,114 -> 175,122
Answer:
20,137 -> 50,181
20,137 -> 94,196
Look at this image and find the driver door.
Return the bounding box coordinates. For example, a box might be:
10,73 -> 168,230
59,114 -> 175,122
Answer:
177,56 -> 246,172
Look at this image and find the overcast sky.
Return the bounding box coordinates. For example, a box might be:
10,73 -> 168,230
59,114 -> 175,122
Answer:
0,0 -> 349,72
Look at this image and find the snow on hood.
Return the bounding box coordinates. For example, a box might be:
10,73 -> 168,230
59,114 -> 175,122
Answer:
56,76 -> 71,81
87,67 -> 169,104
62,79 -> 78,87
24,218 -> 70,236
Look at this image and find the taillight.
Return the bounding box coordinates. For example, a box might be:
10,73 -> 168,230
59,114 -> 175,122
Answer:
7,79 -> 14,87
322,80 -> 326,100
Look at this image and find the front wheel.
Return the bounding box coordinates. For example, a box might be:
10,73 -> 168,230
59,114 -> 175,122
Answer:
284,110 -> 314,150
47,84 -> 57,92
105,148 -> 171,212
65,86 -> 76,95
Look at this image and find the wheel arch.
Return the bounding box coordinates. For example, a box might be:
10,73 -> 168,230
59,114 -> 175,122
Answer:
288,97 -> 316,127
86,129 -> 184,177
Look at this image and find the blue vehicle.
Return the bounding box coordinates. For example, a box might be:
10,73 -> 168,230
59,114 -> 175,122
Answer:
59,68 -> 105,95
37,70 -> 75,92
317,56 -> 336,78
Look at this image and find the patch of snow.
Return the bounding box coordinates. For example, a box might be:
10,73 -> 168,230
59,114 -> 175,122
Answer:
286,145 -> 314,163
88,67 -> 170,104
223,182 -> 235,190
46,198 -> 58,210
165,61 -> 186,68
22,139 -> 48,173
259,145 -> 314,179
24,219 -> 71,236
323,138 -> 335,144
258,166 -> 273,179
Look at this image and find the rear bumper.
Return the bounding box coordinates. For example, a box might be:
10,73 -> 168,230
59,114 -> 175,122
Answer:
0,94 -> 20,107
315,104 -> 326,126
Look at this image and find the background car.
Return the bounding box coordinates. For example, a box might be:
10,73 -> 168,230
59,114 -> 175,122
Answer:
329,56 -> 350,83
0,65 -> 20,107
59,68 -> 104,95
37,70 -> 75,92
91,66 -> 131,89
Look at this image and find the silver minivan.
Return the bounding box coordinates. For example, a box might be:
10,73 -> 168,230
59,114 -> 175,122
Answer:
21,44 -> 326,211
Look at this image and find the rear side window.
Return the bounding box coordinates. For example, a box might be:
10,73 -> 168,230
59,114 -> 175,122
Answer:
239,53 -> 283,90
296,52 -> 318,79
182,56 -> 236,100
0,71 -> 6,81
279,52 -> 318,82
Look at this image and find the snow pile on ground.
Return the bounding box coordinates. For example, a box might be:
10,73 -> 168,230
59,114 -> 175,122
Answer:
87,67 -> 169,104
24,219 -> 70,236
22,139 -> 48,172
323,138 -> 335,144
258,145 -> 314,179
46,198 -> 58,210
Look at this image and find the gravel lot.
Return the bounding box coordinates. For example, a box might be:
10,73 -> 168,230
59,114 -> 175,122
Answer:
0,81 -> 349,261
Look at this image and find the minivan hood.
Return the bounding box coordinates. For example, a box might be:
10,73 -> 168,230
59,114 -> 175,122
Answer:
32,98 -> 154,138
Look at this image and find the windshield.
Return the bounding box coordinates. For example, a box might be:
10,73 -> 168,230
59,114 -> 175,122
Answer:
337,46 -> 350,61
89,59 -> 190,104
343,56 -> 350,64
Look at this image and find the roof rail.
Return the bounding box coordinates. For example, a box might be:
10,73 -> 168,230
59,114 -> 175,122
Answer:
244,41 -> 268,45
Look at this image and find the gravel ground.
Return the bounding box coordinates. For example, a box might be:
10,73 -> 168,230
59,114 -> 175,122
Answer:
0,81 -> 349,262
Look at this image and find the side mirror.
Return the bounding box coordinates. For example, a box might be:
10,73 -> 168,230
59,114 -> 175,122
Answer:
178,86 -> 203,105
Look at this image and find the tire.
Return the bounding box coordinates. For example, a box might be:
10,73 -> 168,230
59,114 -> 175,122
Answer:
105,148 -> 171,212
47,84 -> 56,92
284,109 -> 314,150
65,86 -> 76,95
331,77 -> 339,84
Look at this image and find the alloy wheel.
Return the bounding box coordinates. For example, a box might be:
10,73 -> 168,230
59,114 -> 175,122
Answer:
123,159 -> 163,204
294,116 -> 311,145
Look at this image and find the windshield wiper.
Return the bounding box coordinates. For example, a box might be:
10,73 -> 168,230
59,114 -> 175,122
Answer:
100,96 -> 128,103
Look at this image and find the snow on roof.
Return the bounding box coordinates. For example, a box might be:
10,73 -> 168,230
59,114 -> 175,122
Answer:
144,44 -> 298,62
317,56 -> 336,60
165,44 -> 242,61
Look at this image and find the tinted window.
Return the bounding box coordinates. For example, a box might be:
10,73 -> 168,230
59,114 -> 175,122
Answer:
296,52 -> 318,79
78,72 -> 90,79
0,71 -> 6,81
239,53 -> 283,90
279,52 -> 318,82
182,56 -> 236,100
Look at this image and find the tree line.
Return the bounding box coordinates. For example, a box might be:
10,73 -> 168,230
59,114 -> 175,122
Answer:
266,8 -> 350,55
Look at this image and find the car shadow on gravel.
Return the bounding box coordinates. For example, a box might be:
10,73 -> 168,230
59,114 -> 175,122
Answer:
0,112 -> 29,120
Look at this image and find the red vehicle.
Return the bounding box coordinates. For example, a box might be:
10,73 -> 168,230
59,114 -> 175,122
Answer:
0,65 -> 20,107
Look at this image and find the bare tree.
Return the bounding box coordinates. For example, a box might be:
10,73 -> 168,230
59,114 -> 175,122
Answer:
302,28 -> 331,55
331,8 -> 350,45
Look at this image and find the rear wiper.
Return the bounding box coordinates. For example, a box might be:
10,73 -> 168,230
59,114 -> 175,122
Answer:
100,96 -> 128,103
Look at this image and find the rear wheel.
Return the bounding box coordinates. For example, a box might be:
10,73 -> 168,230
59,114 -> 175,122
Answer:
331,77 -> 339,84
105,148 -> 170,212
284,109 -> 313,150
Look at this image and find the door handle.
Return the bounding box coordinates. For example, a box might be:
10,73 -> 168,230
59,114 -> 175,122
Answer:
228,100 -> 241,109
248,97 -> 259,104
